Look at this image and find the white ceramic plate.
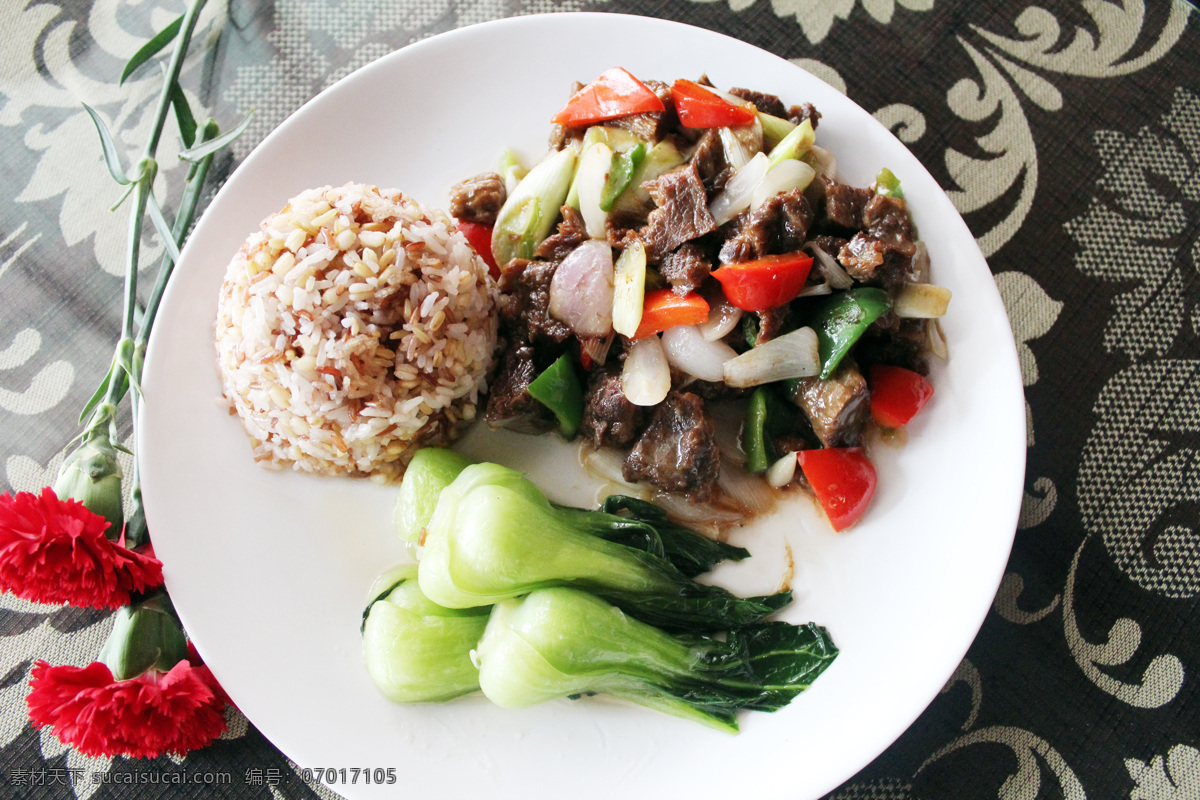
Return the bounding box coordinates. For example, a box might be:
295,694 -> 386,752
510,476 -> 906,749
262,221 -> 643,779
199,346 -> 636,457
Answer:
140,13 -> 1024,800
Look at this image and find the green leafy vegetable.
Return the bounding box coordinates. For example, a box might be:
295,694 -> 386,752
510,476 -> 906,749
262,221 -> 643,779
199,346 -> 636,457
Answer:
418,465 -> 791,631
477,587 -> 838,733
362,565 -> 491,703
393,448 -> 473,546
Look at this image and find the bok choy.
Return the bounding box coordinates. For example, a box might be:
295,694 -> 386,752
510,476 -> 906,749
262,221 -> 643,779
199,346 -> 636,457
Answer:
418,464 -> 791,631
476,587 -> 838,733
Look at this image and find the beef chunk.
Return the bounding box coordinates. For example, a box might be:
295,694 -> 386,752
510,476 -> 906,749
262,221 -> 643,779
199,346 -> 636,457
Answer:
729,87 -> 787,118
448,172 -> 506,227
787,360 -> 870,448
622,391 -> 720,499
535,206 -> 588,260
719,189 -> 814,264
823,183 -> 874,229
837,194 -> 917,286
691,129 -> 732,193
788,103 -> 821,130
754,306 -> 790,344
857,315 -> 930,375
580,364 -> 646,449
638,163 -> 718,262
498,259 -> 572,344
609,80 -> 675,142
660,242 -> 712,296
484,342 -> 554,433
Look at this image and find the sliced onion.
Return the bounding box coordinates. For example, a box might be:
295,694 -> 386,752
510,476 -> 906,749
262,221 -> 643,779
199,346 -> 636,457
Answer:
894,283 -> 952,318
576,142 -> 614,240
749,159 -> 816,210
718,119 -> 763,171
649,492 -> 745,533
579,333 -> 614,367
661,324 -> 738,383
805,241 -> 853,289
621,335 -> 671,406
698,297 -> 743,341
798,281 -> 832,297
766,452 -> 799,487
723,326 -> 820,388
716,456 -> 776,515
709,152 -> 770,226
611,239 -> 647,338
548,239 -> 614,337
927,318 -> 949,360
803,144 -> 837,182
910,240 -> 931,284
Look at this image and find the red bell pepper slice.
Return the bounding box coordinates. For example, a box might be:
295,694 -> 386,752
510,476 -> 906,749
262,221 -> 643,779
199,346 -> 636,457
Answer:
869,365 -> 934,428
798,447 -> 877,532
710,252 -> 814,312
632,289 -> 710,339
671,79 -> 757,128
456,220 -> 499,278
551,67 -> 666,127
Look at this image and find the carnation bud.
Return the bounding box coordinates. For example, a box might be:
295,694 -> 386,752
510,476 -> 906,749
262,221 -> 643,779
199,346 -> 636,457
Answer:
99,595 -> 188,682
54,438 -> 124,540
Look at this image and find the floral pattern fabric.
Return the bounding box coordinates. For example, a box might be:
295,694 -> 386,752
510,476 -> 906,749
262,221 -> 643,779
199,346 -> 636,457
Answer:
0,1 -> 1196,798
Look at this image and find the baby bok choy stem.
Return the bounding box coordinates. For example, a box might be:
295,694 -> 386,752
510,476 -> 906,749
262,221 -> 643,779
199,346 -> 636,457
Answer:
361,564 -> 491,703
417,464 -> 791,631
476,587 -> 838,733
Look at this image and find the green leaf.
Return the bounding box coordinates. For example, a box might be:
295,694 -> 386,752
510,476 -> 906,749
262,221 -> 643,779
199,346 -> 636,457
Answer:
81,103 -> 129,185
170,83 -> 197,148
178,110 -> 254,162
145,192 -> 182,264
78,368 -> 114,425
119,14 -> 183,85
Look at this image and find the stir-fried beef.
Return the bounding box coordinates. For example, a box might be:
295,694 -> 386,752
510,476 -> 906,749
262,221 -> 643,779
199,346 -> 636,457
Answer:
639,163 -> 718,263
660,242 -> 712,296
691,130 -> 732,193
719,189 -> 814,264
729,87 -> 787,118
609,80 -> 675,142
536,206 -> 588,260
484,342 -> 555,433
623,390 -> 720,499
579,364 -> 646,449
787,360 -> 870,448
838,194 -> 917,286
788,103 -> 821,129
857,315 -> 930,375
753,306 -> 790,344
448,172 -> 506,227
498,259 -> 572,344
823,183 -> 874,230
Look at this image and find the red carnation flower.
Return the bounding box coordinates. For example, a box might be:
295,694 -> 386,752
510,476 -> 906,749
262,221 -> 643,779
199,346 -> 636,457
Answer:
27,657 -> 229,758
0,488 -> 163,609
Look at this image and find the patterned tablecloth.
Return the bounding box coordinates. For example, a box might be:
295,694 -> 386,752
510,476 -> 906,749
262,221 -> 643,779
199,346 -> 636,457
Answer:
1,1 -> 1197,798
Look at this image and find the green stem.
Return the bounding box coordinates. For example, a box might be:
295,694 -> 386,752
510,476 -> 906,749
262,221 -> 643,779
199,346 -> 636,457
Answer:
143,0 -> 209,159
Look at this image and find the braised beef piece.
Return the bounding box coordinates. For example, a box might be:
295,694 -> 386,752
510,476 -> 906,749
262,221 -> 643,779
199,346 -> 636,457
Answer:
787,360 -> 870,448
448,172 -> 506,227
536,206 -> 588,260
498,259 -> 572,345
579,364 -> 646,449
754,306 -> 790,344
622,391 -> 721,499
718,189 -> 814,264
857,315 -> 930,375
484,342 -> 555,433
609,80 -> 675,142
691,129 -> 732,193
729,87 -> 787,118
660,242 -> 712,296
838,194 -> 917,286
823,183 -> 875,230
788,103 -> 821,130
638,163 -> 718,263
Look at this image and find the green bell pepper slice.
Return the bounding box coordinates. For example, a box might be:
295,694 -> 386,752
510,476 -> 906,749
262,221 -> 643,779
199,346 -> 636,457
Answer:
527,353 -> 584,439
600,142 -> 647,212
803,288 -> 891,379
742,386 -> 794,474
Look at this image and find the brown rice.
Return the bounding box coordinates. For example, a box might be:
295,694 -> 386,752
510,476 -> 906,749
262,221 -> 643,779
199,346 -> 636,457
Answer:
214,183 -> 499,482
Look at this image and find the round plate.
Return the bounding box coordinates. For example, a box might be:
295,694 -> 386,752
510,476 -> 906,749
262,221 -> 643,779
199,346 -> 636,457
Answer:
140,13 -> 1024,800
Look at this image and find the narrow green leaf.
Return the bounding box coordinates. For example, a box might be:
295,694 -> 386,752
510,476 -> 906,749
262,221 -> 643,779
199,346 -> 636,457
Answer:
119,14 -> 183,85
170,83 -> 197,148
78,368 -> 114,425
108,181 -> 136,212
145,193 -> 182,265
178,111 -> 254,162
81,103 -> 129,185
